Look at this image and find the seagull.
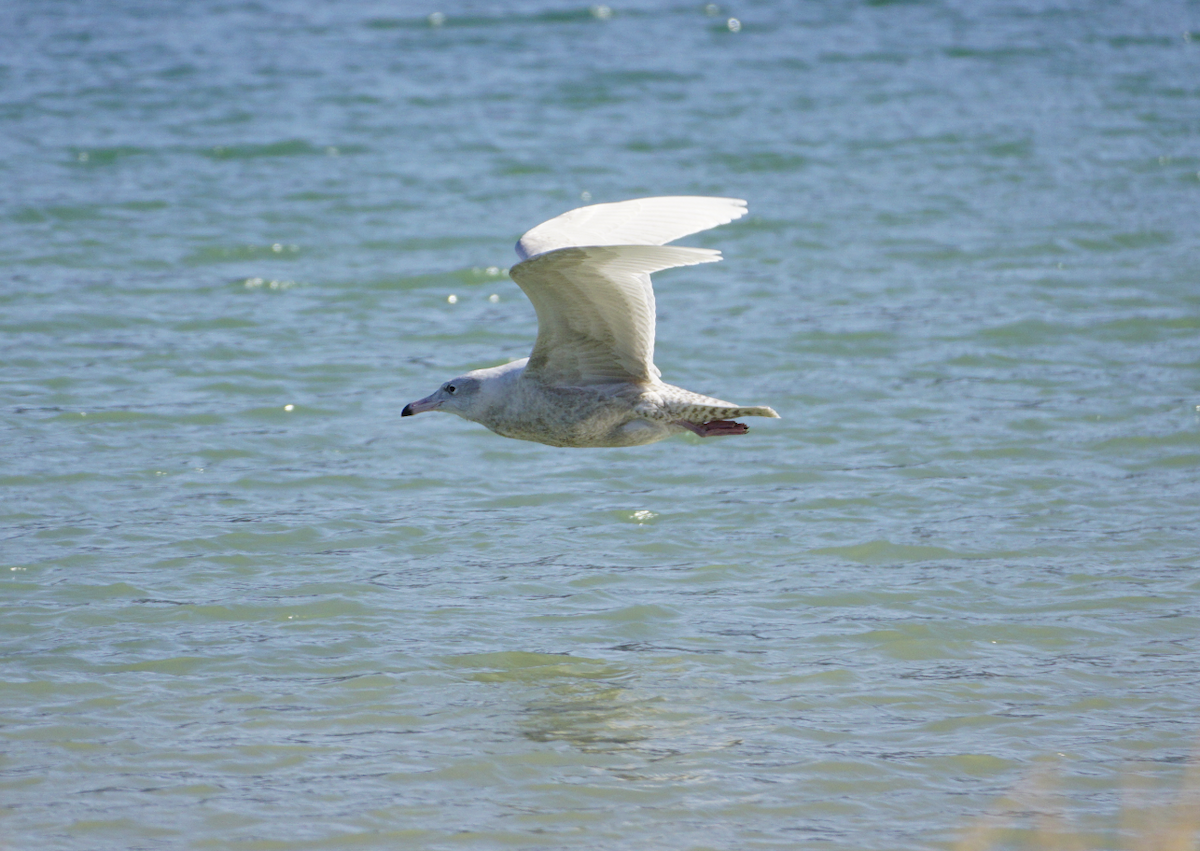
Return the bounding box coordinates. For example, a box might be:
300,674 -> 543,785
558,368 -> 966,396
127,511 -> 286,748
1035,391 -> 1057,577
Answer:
401,196 -> 779,447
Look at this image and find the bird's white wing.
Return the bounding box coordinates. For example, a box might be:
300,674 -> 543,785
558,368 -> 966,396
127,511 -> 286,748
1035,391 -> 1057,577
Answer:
515,196 -> 747,260
509,245 -> 721,387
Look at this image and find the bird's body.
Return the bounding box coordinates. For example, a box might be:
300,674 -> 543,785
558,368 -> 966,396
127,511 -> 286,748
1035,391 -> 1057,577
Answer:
444,357 -> 775,448
402,196 -> 778,448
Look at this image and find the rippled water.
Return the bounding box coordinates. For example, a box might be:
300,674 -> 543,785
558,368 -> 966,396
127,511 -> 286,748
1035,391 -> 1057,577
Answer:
4,1 -> 1200,849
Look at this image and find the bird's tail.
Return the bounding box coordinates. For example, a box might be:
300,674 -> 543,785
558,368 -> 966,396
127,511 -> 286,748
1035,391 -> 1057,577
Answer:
698,404 -> 780,420
663,400 -> 780,422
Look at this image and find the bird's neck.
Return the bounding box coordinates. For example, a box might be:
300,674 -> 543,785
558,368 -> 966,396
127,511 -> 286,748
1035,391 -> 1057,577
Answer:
463,358 -> 528,423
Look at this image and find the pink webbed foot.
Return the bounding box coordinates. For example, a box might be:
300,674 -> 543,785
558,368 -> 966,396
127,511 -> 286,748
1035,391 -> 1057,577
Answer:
674,419 -> 750,438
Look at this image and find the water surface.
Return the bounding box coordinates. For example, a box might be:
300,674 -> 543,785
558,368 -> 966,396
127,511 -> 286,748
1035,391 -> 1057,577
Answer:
3,1 -> 1200,849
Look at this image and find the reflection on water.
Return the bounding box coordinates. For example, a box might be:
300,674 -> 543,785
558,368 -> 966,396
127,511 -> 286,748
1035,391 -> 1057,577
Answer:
522,683 -> 652,751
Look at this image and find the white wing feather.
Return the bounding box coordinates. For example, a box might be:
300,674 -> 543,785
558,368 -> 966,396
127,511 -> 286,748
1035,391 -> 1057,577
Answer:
515,196 -> 747,260
509,245 -> 721,386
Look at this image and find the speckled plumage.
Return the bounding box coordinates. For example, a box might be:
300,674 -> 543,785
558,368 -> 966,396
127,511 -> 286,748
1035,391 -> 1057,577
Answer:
401,197 -> 779,447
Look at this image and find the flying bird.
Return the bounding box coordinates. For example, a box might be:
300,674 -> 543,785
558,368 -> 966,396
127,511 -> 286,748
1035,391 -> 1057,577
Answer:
401,196 -> 779,447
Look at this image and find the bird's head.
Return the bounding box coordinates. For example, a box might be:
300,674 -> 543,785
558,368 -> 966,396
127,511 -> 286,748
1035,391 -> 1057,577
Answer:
401,375 -> 483,419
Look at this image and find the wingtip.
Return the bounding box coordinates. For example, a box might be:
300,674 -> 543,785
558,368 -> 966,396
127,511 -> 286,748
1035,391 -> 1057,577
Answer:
515,195 -> 750,260
721,197 -> 749,222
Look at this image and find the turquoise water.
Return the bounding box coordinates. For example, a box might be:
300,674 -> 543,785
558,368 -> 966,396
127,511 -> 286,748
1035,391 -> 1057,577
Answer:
3,1 -> 1200,849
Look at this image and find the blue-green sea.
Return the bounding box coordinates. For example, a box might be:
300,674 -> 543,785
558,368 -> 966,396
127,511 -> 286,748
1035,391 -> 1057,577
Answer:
3,1 -> 1200,849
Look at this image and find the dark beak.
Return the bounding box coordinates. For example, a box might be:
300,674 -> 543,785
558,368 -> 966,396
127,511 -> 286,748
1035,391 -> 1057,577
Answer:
401,395 -> 441,417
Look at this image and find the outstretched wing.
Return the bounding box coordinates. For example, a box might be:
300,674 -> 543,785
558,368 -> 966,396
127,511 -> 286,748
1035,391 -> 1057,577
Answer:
515,196 -> 747,261
509,245 -> 721,387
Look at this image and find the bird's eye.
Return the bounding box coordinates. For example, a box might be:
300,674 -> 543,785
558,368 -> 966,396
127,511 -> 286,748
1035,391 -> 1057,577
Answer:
446,384 -> 457,394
